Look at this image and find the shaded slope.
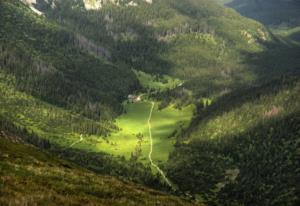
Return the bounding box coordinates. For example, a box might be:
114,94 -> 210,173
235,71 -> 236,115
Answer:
166,75 -> 300,205
35,0 -> 273,98
222,0 -> 300,26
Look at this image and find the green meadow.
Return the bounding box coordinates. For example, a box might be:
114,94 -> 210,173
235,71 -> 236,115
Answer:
72,71 -> 194,163
0,70 -> 194,164
93,101 -> 194,163
134,70 -> 183,91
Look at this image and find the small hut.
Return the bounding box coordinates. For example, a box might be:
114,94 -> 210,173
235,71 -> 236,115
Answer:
128,94 -> 141,102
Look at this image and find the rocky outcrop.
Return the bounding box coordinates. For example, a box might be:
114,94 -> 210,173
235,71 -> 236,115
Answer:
83,0 -> 153,10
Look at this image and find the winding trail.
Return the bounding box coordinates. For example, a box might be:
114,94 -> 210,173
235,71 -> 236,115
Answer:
69,134 -> 83,147
147,102 -> 173,188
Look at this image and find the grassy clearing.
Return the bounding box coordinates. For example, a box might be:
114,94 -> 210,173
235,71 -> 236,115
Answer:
134,70 -> 183,91
0,71 -> 194,164
95,101 -> 194,163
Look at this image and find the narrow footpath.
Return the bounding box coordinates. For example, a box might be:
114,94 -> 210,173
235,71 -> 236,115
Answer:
147,102 -> 173,188
69,134 -> 83,147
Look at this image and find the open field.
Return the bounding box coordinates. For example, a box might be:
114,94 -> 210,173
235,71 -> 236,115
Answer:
134,70 -> 183,91
0,71 -> 194,164
93,101 -> 194,163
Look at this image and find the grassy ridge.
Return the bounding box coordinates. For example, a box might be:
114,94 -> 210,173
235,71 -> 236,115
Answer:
0,135 -> 200,206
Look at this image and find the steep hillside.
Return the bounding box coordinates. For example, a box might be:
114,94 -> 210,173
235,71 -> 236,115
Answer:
0,0 -> 167,190
219,0 -> 300,26
1,1 -> 300,205
0,133 -> 200,206
0,0 -> 275,173
165,75 -> 300,205
33,0 -> 277,98
214,0 -> 300,72
0,0 -> 139,121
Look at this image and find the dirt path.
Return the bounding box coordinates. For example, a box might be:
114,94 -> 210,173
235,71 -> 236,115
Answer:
69,134 -> 83,147
147,102 -> 173,188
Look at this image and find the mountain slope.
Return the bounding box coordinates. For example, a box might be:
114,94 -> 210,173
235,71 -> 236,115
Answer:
0,0 -> 168,190
1,1 -> 300,205
0,0 -> 139,121
0,132 -> 200,206
34,0 -> 275,97
0,0 -> 274,170
219,0 -> 300,26
165,75 -> 300,205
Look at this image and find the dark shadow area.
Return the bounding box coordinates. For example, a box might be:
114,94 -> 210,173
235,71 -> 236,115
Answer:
240,34 -> 300,80
167,110 -> 300,205
226,0 -> 300,26
289,30 -> 300,43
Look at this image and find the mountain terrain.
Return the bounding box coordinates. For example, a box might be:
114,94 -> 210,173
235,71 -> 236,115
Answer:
216,0 -> 300,26
0,0 -> 299,205
0,130 -> 200,206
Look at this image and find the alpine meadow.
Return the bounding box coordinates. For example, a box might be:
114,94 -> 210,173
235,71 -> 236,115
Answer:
0,0 -> 299,206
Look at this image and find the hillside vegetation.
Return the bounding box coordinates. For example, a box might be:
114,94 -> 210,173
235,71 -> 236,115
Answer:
0,132 -> 200,206
166,75 -> 300,205
0,1 -> 299,206
0,0 -> 139,121
34,0 -> 277,98
219,0 -> 300,26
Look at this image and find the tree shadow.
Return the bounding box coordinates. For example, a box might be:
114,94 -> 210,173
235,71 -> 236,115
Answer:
240,31 -> 300,82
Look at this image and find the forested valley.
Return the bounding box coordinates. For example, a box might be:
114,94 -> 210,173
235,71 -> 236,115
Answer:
0,0 -> 299,205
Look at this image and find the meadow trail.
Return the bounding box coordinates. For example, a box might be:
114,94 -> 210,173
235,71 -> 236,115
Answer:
69,134 -> 83,147
147,101 -> 173,188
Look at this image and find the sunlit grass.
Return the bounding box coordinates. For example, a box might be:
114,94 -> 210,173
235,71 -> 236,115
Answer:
134,70 -> 183,91
0,71 -> 194,163
95,101 -> 194,162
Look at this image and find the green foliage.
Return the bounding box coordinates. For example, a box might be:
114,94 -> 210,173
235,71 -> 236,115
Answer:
166,75 -> 300,205
101,101 -> 194,163
134,69 -> 183,92
1,1 -> 299,205
36,0 -> 276,98
224,0 -> 300,26
0,0 -> 139,120
0,71 -> 114,141
0,115 -> 171,191
0,136 -> 199,206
